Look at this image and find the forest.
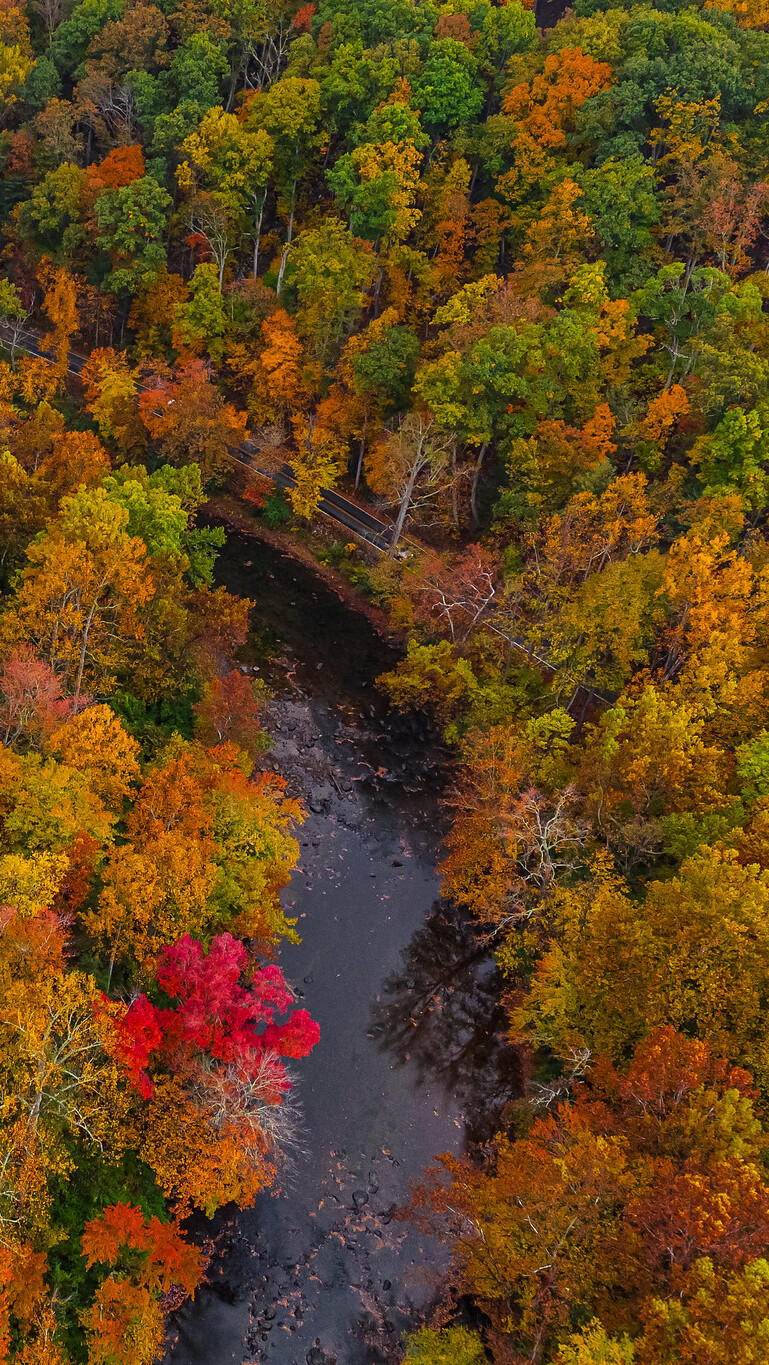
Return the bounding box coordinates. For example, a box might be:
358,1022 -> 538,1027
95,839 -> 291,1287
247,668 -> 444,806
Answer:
2,0 -> 769,1357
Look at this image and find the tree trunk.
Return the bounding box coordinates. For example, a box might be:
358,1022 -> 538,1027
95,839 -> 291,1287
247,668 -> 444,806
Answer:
226,53 -> 243,112
276,196 -> 295,297
372,266 -> 384,317
73,595 -> 100,705
470,443 -> 487,527
354,410 -> 368,490
252,193 -> 265,279
389,460 -> 420,554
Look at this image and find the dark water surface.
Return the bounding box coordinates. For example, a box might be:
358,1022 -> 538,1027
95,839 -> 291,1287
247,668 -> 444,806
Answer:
165,532 -> 518,1365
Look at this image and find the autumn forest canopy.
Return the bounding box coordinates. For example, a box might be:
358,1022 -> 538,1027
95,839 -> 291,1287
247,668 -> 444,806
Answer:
4,0 -> 769,1358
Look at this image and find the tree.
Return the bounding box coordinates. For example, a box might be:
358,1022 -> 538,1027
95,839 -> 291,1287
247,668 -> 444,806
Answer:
86,744 -> 218,973
414,37 -> 484,136
378,638 -> 480,727
0,852 -> 68,921
193,669 -> 264,752
695,404 -> 769,508
497,47 -> 614,213
439,714 -> 582,925
46,703 -> 141,807
242,75 -> 323,295
40,263 -> 78,377
416,324 -> 538,526
80,348 -> 140,450
411,1105 -> 631,1361
289,219 -> 375,375
85,739 -> 301,971
39,429 -> 111,498
171,261 -> 229,358
0,648 -> 71,749
247,307 -> 307,426
89,144 -> 146,192
578,155 -> 660,290
0,50 -> 33,125
80,1203 -> 203,1365
16,162 -> 90,260
81,1202 -> 202,1292
411,1028 -> 769,1360
409,545 -> 500,645
117,931 -> 318,1097
639,1257 -> 769,1364
402,1327 -> 487,1365
631,263 -> 744,392
178,106 -> 273,279
0,1242 -> 52,1363
579,684 -> 727,843
111,932 -> 318,1211
94,177 -> 172,297
339,306 -> 419,486
0,967 -> 128,1176
98,464 -> 214,580
35,96 -> 83,168
327,91 -> 426,249
543,552 -> 667,698
555,1323 -> 635,1364
366,412 -> 454,551
185,190 -> 238,294
0,744 -> 115,854
519,177 -> 595,298
514,849 -> 769,1095
0,279 -> 31,367
0,452 -> 51,591
128,267 -> 188,360
658,514 -> 767,723
286,406 -> 347,520
139,359 -> 247,476
0,486 -> 155,703
421,156 -> 475,300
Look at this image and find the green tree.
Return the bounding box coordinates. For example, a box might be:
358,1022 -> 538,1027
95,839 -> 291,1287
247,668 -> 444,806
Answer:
402,1326 -> 487,1365
16,162 -> 89,260
289,219 -> 375,373
414,38 -> 484,135
578,155 -> 660,290
696,405 -> 769,508
0,279 -> 30,365
94,178 -> 172,297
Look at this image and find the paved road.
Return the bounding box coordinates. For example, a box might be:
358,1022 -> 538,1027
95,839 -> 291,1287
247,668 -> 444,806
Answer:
1,326 -> 395,552
0,324 -> 613,706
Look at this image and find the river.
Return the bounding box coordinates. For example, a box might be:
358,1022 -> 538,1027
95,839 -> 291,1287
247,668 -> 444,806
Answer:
165,530 -> 519,1365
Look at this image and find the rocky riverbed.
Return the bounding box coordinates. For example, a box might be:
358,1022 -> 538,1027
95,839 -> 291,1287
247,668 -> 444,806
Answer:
164,530 -> 520,1365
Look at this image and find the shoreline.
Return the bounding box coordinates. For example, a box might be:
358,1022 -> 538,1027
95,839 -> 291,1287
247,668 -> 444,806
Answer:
203,494 -> 404,649
163,527 -> 486,1365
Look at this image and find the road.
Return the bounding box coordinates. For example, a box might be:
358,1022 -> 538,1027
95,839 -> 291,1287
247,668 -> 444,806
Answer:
0,323 -> 611,707
0,325 -> 396,552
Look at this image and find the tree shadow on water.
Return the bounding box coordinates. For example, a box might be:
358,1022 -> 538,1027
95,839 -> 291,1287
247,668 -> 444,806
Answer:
369,902 -> 523,1145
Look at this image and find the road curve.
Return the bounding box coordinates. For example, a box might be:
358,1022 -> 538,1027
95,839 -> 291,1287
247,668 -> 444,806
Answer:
2,325 -> 616,708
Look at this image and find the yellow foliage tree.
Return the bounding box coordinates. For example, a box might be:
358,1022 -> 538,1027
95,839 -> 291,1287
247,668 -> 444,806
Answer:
46,704 -> 141,808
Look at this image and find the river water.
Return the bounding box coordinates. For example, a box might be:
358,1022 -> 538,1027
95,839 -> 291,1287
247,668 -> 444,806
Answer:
165,531 -> 519,1365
